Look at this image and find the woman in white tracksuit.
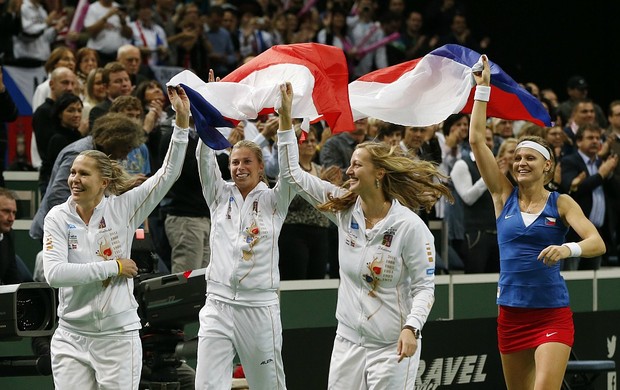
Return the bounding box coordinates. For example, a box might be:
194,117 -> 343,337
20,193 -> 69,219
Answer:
194,130 -> 294,387
277,83 -> 452,389
42,86 -> 190,390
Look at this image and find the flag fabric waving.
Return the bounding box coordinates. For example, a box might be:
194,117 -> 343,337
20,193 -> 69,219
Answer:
179,83 -> 234,150
349,44 -> 551,127
167,43 -> 355,138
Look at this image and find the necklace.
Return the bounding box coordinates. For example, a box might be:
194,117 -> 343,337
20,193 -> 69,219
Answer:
520,192 -> 549,213
364,201 -> 390,227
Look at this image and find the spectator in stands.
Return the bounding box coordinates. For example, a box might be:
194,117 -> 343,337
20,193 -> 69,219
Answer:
81,67 -> 106,125
133,79 -> 169,171
74,47 -> 100,92
205,5 -> 237,77
562,98 -> 598,156
39,93 -> 85,194
130,1 -> 169,67
400,125 -> 442,163
0,187 -> 26,284
83,0 -> 132,65
375,122 -> 404,147
603,100 -> 620,263
88,61 -> 132,129
42,86 -> 189,390
434,13 -> 489,53
469,54 -> 605,390
451,125 -> 499,273
401,10 -> 433,61
167,2 -> 210,81
32,45 -> 76,111
0,0 -> 21,63
495,137 -> 518,186
31,66 -> 78,175
13,0 -> 66,65
108,95 -> 151,179
424,0 -> 467,37
560,124 -> 617,270
117,44 -> 149,88
278,82 -> 450,389
278,126 -> 340,280
0,67 -> 19,187
158,117 -> 210,274
237,4 -> 273,61
29,112 -> 146,242
221,4 -> 241,54
320,118 -> 369,179
152,0 -> 176,43
347,0 -> 388,79
557,75 -> 607,129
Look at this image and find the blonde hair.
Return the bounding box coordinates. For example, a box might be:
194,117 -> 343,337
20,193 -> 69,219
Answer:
496,137 -> 518,159
317,141 -> 453,213
231,140 -> 269,185
77,150 -> 136,195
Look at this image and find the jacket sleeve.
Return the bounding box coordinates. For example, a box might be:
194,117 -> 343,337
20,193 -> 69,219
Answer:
43,210 -> 119,288
124,125 -> 189,229
402,221 -> 436,332
277,129 -> 345,224
196,137 -> 228,208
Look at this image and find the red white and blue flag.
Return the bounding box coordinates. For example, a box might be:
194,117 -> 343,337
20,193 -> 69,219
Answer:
167,43 -> 355,148
349,44 -> 551,127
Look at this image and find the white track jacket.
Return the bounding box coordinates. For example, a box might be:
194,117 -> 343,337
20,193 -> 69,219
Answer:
278,129 -> 435,347
196,142 -> 294,305
43,125 -> 189,334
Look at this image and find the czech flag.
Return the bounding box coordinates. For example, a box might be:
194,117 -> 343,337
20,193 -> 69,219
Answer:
168,43 -> 355,138
349,44 -> 551,127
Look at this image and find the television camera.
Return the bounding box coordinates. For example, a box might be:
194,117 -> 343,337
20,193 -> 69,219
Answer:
0,282 -> 56,376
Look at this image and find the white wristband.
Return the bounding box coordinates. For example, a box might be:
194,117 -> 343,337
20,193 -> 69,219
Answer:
563,242 -> 582,258
474,85 -> 491,102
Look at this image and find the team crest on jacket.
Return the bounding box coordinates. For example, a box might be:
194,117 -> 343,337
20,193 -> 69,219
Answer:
98,217 -> 107,229
382,228 -> 396,247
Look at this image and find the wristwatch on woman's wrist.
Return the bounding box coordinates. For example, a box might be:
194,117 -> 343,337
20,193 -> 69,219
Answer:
403,325 -> 420,339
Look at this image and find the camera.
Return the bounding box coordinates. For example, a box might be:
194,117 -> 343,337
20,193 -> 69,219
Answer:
0,282 -> 56,377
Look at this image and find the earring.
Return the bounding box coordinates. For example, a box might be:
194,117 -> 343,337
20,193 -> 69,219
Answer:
375,179 -> 380,189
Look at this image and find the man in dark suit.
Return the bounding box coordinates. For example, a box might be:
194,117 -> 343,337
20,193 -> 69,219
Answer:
560,124 -> 618,270
0,187 -> 23,285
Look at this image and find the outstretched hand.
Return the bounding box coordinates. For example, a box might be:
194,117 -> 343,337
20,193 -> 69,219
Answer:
473,55 -> 491,87
168,85 -> 190,128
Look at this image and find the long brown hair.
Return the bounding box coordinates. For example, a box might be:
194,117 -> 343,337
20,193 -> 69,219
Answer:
317,141 -> 453,213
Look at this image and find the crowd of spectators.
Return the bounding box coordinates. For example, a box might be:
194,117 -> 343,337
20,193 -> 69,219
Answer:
0,0 -> 619,286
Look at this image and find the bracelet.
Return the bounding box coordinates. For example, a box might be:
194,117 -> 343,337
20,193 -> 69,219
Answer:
116,259 -> 123,275
474,85 -> 491,102
562,242 -> 582,258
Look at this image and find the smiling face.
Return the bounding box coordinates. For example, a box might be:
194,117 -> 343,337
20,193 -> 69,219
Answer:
512,146 -> 551,184
230,146 -> 264,196
60,101 -> 83,129
345,147 -> 382,195
68,155 -> 108,206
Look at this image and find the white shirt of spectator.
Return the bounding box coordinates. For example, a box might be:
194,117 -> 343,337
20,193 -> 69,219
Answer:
84,1 -> 130,55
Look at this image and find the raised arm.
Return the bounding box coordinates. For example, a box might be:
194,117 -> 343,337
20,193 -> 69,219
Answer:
469,55 -> 513,210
